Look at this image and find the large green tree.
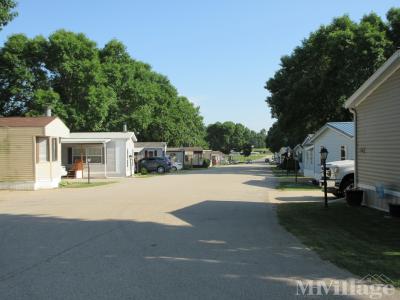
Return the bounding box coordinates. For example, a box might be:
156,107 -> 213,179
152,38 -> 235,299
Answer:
0,31 -> 207,146
265,9 -> 400,150
206,121 -> 266,153
0,0 -> 17,31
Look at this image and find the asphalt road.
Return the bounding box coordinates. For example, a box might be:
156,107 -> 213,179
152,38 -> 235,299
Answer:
0,164 -> 394,299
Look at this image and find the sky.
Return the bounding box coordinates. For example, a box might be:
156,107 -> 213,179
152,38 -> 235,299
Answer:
1,0 -> 399,132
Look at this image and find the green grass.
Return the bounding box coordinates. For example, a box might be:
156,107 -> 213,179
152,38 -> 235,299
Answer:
277,202 -> 400,287
253,148 -> 272,154
59,181 -> 116,188
270,166 -> 304,178
230,153 -> 268,163
277,181 -> 320,190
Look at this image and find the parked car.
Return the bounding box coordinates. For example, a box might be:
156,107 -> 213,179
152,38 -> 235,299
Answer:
171,162 -> 183,171
319,160 -> 354,198
139,157 -> 171,173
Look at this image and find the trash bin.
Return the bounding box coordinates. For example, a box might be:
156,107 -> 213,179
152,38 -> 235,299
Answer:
345,189 -> 364,206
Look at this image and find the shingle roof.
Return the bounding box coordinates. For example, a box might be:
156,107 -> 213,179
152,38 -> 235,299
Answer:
0,116 -> 57,127
167,147 -> 185,152
327,122 -> 354,137
135,142 -> 167,148
69,132 -> 137,141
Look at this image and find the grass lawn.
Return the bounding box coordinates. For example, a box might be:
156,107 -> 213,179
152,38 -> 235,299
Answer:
270,166 -> 304,178
277,181 -> 320,190
277,202 -> 400,287
59,181 -> 117,188
230,153 -> 268,163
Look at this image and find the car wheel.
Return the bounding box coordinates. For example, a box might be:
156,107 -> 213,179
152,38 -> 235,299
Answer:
157,166 -> 165,174
171,166 -> 177,172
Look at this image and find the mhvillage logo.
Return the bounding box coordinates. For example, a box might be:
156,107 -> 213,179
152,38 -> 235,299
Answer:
296,274 -> 395,299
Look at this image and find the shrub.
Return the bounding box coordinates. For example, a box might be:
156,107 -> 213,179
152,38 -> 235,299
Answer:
202,159 -> 211,168
140,168 -> 148,175
279,158 -> 300,171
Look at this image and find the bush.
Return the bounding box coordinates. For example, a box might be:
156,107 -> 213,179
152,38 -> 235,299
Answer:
140,168 -> 148,175
183,164 -> 192,170
279,158 -> 300,171
202,159 -> 211,168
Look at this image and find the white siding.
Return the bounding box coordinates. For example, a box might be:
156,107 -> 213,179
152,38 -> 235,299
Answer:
304,129 -> 354,180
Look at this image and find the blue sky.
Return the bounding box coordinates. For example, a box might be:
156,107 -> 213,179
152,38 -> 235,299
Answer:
1,0 -> 399,131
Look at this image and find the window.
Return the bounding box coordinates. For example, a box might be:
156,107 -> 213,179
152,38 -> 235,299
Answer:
86,147 -> 103,163
36,137 -> 49,162
51,138 -> 58,161
72,146 -> 103,164
67,147 -> 73,164
341,146 -> 347,160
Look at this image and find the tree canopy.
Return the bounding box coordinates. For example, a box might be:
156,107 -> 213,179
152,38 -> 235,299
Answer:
265,8 -> 400,151
0,0 -> 17,31
206,121 -> 266,153
0,30 -> 207,147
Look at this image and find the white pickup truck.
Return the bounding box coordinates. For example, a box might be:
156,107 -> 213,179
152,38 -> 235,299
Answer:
320,160 -> 354,198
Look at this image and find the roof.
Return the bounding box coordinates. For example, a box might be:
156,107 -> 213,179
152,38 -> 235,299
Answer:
167,147 -> 185,152
211,151 -> 225,155
135,142 -> 166,148
345,50 -> 400,108
165,146 -> 204,152
183,147 -> 203,152
327,122 -> 354,137
309,122 -> 354,143
61,138 -> 111,144
0,116 -> 57,127
301,134 -> 314,147
69,132 -> 137,141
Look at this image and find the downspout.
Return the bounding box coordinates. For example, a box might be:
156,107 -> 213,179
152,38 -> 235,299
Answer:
349,107 -> 358,187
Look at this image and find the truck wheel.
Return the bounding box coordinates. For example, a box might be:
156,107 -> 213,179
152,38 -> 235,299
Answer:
340,177 -> 354,195
333,192 -> 344,198
157,166 -> 165,174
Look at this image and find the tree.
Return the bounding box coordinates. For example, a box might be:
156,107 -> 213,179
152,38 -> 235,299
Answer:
387,8 -> 400,49
206,121 -> 265,153
0,31 -> 207,146
265,10 -> 399,150
0,0 -> 17,31
265,122 -> 288,153
242,143 -> 252,157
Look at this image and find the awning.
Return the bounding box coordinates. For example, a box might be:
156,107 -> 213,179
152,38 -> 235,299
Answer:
61,138 -> 111,144
134,147 -> 144,153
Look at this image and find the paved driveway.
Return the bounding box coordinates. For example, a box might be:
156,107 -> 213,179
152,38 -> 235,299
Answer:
0,164 -> 393,299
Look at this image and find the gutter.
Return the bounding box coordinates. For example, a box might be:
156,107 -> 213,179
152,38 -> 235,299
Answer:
349,107 -> 358,187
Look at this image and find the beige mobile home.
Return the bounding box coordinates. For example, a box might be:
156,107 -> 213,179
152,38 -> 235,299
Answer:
0,117 -> 70,190
345,50 -> 400,210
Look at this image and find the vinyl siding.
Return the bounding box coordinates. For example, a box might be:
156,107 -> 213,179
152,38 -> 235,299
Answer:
357,68 -> 400,193
302,129 -> 354,180
0,127 -> 43,181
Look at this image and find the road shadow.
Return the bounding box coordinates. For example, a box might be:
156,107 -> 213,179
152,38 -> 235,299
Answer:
0,200 -> 359,299
171,163 -> 272,177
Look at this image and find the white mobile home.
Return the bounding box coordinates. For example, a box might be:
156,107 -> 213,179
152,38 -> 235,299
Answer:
134,142 -> 167,160
0,117 -> 70,190
345,50 -> 400,211
61,131 -> 137,178
303,122 -> 354,180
